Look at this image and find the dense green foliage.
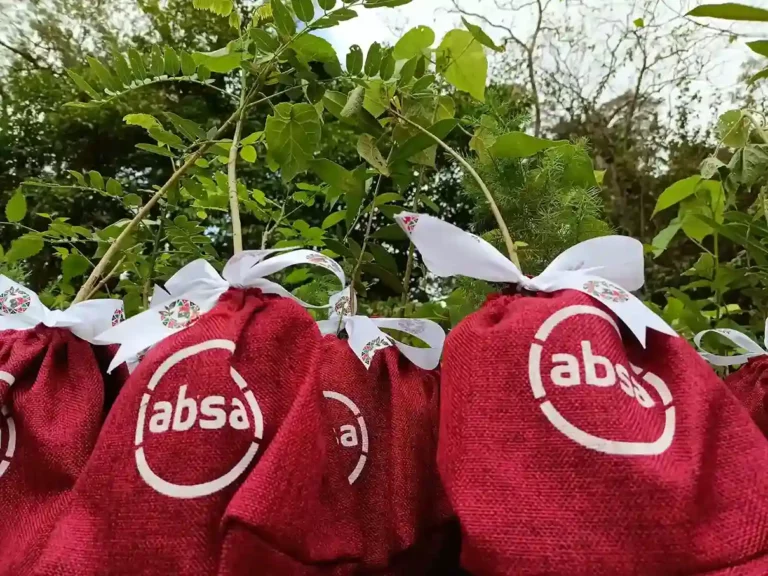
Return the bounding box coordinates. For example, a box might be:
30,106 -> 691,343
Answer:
1,0 -> 767,354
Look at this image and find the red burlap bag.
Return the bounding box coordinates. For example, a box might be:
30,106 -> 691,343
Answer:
218,299 -> 456,575
723,357 -> 768,436
33,253 -> 344,576
0,278 -> 123,575
397,213 -> 768,576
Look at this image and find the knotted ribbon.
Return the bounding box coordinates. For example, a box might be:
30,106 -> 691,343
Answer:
316,287 -> 445,370
0,275 -> 124,344
394,212 -> 677,346
694,321 -> 768,366
97,249 -> 346,372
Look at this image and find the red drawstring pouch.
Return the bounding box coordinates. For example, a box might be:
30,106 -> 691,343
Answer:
33,250 -> 346,576
0,277 -> 123,575
396,212 -> 768,576
696,326 -> 768,436
217,288 -> 455,575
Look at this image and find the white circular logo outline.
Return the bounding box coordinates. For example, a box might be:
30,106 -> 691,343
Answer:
0,371 -> 17,479
134,339 -> 263,499
322,390 -> 368,485
528,305 -> 675,456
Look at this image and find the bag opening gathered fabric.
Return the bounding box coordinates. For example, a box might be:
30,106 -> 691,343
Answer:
396,212 -> 768,576
0,277 -> 123,575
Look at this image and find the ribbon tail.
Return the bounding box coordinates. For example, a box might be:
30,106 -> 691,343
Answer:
694,328 -> 767,367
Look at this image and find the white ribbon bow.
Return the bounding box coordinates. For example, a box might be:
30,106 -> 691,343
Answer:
316,287 -> 445,370
394,212 -> 677,347
0,275 -> 124,344
694,321 -> 768,366
97,249 -> 346,372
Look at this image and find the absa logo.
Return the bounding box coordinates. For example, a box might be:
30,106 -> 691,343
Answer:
323,390 -> 368,485
528,305 -> 675,456
0,371 -> 16,479
134,339 -> 263,499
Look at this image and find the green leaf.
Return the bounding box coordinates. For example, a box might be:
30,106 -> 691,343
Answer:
88,170 -> 104,190
346,45 -> 364,74
687,3 -> 768,22
6,234 -> 44,263
164,112 -> 207,141
373,192 -> 402,205
490,132 -> 566,158
747,40 -> 768,57
65,69 -> 100,99
633,17 -> 645,27
398,56 -> 418,85
164,47 -> 181,75
391,119 -> 459,163
717,109 -> 750,148
5,190 -> 27,222
62,253 -> 90,280
651,218 -> 682,257
363,0 -> 412,7
322,210 -> 347,229
180,51 -> 197,75
364,42 -> 382,76
372,223 -> 408,241
380,51 -> 396,80
393,25 -> 435,60
265,102 -> 322,181
436,29 -> 487,102
291,34 -> 337,63
363,79 -> 391,117
652,176 -> 702,216
241,131 -> 263,146
272,0 -> 297,36
319,0 -> 336,8
292,0 -> 314,22
368,243 -> 398,273
149,128 -> 184,148
149,45 -> 165,77
461,17 -> 503,52
729,144 -> 768,186
192,50 -> 244,73
111,52 -> 133,86
136,143 -> 176,157
124,113 -> 163,131
749,66 -> 768,84
310,159 -> 362,194
700,157 -> 726,179
412,74 -> 435,92
68,170 -> 86,186
251,29 -> 280,53
123,193 -> 142,207
240,145 -> 257,163
128,48 -> 147,80
106,178 -> 122,196
357,134 -> 390,175
436,95 -> 456,120
86,56 -> 119,91
362,263 -> 403,293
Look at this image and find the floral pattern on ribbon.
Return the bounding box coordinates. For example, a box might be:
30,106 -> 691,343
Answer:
360,335 -> 393,368
0,287 -> 31,315
334,295 -> 353,318
583,280 -> 630,304
159,299 -> 201,330
306,253 -> 343,276
112,307 -> 126,326
401,215 -> 419,234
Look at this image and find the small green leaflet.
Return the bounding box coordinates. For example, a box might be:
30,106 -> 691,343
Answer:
5,190 -> 27,222
180,51 -> 197,76
461,18 -> 503,52
86,56 -> 119,92
357,134 -> 390,175
192,50 -> 244,73
490,132 -> 566,158
164,47 -> 181,75
265,103 -> 322,181
240,145 -> 257,163
6,234 -> 44,263
89,170 -> 105,190
347,45 -> 364,74
652,176 -> 703,217
124,113 -> 163,131
393,25 -> 435,60
687,3 -> 768,22
318,0 -> 336,8
747,40 -> 768,58
365,43 -> 382,76
149,45 -> 165,77
390,119 -> 459,163
192,0 -> 234,16
271,0 -> 297,37
322,211 -> 346,229
291,35 -> 337,64
111,52 -> 133,86
106,178 -> 122,196
62,253 -> 90,280
128,48 -> 147,80
436,29 -> 487,102
633,17 -> 645,28
717,109 -> 750,148
292,0 -> 314,23
251,29 -> 280,53
136,143 -> 176,157
66,69 -> 100,99
368,243 -> 398,273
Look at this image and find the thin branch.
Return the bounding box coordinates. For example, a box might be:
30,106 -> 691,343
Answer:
84,256 -> 125,301
228,69 -> 248,254
0,38 -> 43,68
389,108 -> 521,269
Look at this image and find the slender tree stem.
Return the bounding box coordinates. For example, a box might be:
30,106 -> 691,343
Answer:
142,220 -> 164,308
73,103 -> 245,303
401,169 -> 426,306
389,108 -> 520,269
84,256 -> 124,301
228,70 -> 247,254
